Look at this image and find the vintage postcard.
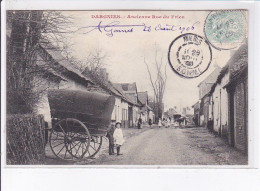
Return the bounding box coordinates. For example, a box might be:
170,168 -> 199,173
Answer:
3,8 -> 250,166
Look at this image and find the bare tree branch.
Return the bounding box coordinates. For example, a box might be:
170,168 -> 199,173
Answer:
143,46 -> 167,121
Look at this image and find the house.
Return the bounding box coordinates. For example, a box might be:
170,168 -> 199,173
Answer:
137,91 -> 152,123
34,44 -> 93,126
111,84 -> 136,128
197,66 -> 222,126
86,80 -> 135,128
208,64 -> 230,137
224,43 -> 248,154
114,83 -> 140,127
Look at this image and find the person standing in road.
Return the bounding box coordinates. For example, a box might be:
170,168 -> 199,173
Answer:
106,120 -> 115,155
149,118 -> 152,128
113,122 -> 125,155
138,116 -> 142,129
158,118 -> 162,128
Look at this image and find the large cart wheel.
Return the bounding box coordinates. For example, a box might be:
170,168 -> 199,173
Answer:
49,118 -> 91,160
84,136 -> 103,158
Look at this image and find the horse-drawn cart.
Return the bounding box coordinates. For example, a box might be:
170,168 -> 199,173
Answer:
47,89 -> 115,161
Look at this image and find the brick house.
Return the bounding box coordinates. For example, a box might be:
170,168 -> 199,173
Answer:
224,43 -> 248,154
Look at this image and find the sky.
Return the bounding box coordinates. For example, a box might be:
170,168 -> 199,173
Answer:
62,10 -> 245,110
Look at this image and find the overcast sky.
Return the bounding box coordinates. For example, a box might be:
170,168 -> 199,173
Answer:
63,11 -> 239,110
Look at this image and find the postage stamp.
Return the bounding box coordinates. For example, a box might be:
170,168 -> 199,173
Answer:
168,33 -> 212,79
204,10 -> 247,50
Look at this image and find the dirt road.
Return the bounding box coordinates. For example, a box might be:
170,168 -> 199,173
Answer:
91,126 -> 247,165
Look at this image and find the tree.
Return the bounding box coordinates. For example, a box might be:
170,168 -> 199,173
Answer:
81,49 -> 109,88
144,47 -> 167,122
7,10 -> 74,114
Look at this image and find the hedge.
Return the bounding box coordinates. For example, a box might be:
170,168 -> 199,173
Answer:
6,114 -> 46,165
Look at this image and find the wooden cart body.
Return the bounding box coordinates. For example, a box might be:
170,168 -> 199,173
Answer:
47,89 -> 115,160
48,89 -> 115,136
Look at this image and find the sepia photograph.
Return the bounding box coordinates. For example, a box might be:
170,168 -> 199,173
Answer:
4,9 -> 249,166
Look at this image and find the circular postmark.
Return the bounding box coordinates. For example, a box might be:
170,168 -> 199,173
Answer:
168,33 -> 212,79
204,10 -> 247,50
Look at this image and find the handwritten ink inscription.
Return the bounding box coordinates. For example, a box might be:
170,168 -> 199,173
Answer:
78,21 -> 200,37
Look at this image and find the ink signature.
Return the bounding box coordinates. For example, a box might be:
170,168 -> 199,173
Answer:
78,21 -> 199,37
155,21 -> 200,34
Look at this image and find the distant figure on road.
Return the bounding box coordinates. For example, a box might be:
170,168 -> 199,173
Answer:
158,118 -> 162,128
138,117 -> 142,129
149,118 -> 152,127
106,120 -> 115,155
171,118 -> 174,127
166,118 -> 170,128
207,118 -> 214,132
113,122 -> 125,155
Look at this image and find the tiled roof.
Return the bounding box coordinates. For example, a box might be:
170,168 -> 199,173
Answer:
208,64 -> 229,95
197,66 -> 222,87
112,83 -> 136,105
229,43 -> 248,80
114,83 -> 137,93
209,43 -> 248,94
137,92 -> 148,105
113,83 -> 138,105
39,43 -> 93,84
198,66 -> 222,99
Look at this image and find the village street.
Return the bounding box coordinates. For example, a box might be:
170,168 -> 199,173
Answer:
45,125 -> 247,165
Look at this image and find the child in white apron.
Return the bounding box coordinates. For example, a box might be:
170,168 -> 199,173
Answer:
113,122 -> 125,155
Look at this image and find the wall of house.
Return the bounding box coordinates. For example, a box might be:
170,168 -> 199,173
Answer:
59,80 -> 88,91
133,106 -> 139,126
199,83 -> 213,100
121,100 -> 129,128
203,96 -> 210,127
193,102 -> 200,126
139,106 -> 149,123
220,73 -> 229,137
233,78 -> 248,153
211,72 -> 229,136
199,96 -> 210,126
34,72 -> 90,128
208,96 -> 213,121
212,84 -> 221,133
111,96 -> 122,123
33,75 -> 60,127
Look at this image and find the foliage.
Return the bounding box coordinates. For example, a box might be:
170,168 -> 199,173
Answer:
6,114 -> 46,165
81,49 -> 110,88
7,11 -> 74,114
